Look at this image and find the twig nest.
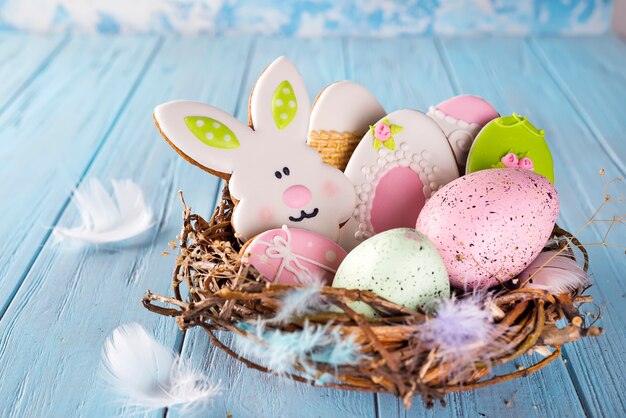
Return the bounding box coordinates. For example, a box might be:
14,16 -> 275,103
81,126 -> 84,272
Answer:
331,228 -> 450,316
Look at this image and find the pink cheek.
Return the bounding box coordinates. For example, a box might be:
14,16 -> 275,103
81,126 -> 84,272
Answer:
258,208 -> 275,223
323,180 -> 339,197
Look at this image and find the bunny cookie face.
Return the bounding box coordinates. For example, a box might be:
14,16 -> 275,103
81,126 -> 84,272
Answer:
154,57 -> 356,241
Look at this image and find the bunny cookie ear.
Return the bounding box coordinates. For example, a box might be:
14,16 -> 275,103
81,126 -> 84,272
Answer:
154,100 -> 253,177
249,56 -> 310,140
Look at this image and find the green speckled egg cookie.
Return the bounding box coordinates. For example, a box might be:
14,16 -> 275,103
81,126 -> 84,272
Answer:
466,114 -> 554,183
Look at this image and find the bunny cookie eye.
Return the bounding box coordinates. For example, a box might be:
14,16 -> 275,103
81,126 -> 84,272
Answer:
274,167 -> 290,179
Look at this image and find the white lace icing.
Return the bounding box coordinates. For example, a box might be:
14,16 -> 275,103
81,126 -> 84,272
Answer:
351,141 -> 441,242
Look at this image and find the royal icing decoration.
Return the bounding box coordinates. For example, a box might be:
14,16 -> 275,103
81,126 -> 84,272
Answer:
371,119 -> 403,151
243,226 -> 347,285
427,95 -> 499,168
500,152 -> 534,171
307,81 -> 386,170
466,113 -> 554,183
154,56 -> 356,241
272,81 -> 297,129
339,109 -> 460,251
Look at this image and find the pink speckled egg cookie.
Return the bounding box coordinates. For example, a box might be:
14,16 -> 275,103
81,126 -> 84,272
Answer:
415,168 -> 559,289
242,226 -> 347,285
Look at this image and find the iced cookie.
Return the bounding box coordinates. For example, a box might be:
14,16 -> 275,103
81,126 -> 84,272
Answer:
154,56 -> 356,241
308,81 -> 386,171
427,95 -> 499,169
242,225 -> 347,285
339,109 -> 460,251
466,113 -> 554,183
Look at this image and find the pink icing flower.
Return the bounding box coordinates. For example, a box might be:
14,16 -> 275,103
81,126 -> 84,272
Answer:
501,152 -> 519,168
518,157 -> 534,171
374,123 -> 391,141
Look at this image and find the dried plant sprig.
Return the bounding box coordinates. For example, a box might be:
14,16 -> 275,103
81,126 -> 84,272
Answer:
521,173 -> 624,289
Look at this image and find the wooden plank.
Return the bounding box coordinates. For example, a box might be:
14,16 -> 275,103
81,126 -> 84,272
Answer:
0,34 -> 67,110
170,37 -> 377,418
347,37 -> 587,418
0,37 -> 252,417
438,36 -> 625,417
529,36 -> 626,176
0,35 -> 159,317
346,38 -> 455,111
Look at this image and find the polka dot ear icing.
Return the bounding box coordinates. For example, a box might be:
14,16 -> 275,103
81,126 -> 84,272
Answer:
466,114 -> 554,183
272,80 -> 297,130
184,116 -> 240,149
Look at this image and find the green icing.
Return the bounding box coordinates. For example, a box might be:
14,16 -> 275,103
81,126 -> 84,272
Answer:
466,113 -> 554,183
272,80 -> 297,130
184,116 -> 240,149
370,119 -> 402,151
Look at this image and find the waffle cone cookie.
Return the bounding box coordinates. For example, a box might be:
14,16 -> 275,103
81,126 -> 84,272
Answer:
308,129 -> 363,171
308,81 -> 386,170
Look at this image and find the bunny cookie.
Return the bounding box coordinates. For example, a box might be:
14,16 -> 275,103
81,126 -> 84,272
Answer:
153,56 -> 356,242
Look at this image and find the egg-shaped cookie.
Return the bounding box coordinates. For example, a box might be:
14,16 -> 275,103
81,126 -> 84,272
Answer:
466,113 -> 554,183
308,81 -> 386,170
242,226 -> 347,285
339,109 -> 459,251
427,95 -> 499,169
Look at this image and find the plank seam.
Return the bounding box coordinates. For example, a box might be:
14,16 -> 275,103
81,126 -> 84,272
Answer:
342,37 -> 351,79
0,36 -> 164,322
433,37 -> 461,95
0,34 -> 70,116
527,37 -> 625,177
560,346 -> 593,418
163,37 -> 257,418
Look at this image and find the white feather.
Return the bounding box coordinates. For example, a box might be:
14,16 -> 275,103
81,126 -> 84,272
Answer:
519,251 -> 588,294
102,323 -> 221,412
54,179 -> 154,243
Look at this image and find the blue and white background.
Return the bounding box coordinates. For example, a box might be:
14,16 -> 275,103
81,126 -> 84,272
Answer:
0,0 -> 614,35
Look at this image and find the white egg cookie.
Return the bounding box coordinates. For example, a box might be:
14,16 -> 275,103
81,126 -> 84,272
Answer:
154,56 -> 356,242
332,228 -> 450,317
308,81 -> 386,171
339,109 -> 459,251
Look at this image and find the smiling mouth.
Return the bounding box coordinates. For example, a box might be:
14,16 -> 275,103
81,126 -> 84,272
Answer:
289,208 -> 319,222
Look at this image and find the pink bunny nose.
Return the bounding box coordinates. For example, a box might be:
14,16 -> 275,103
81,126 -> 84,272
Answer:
283,185 -> 312,208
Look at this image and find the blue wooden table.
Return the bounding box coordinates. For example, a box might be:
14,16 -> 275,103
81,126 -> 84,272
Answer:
0,34 -> 624,418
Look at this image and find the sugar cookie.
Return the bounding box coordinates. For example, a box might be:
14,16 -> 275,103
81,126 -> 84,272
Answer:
339,109 -> 459,251
154,56 -> 356,241
308,81 -> 386,171
242,225 -> 347,285
427,95 -> 499,169
466,113 -> 554,183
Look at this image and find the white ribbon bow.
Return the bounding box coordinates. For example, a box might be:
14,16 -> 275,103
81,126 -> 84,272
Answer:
258,225 -> 337,284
